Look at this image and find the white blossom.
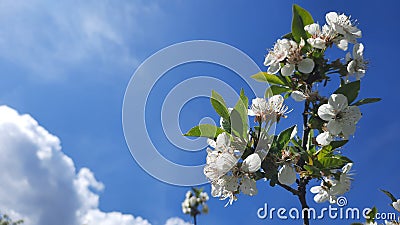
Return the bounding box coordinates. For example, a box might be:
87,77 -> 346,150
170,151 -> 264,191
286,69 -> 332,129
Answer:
318,94 -> 362,139
268,95 -> 291,119
326,12 -> 362,43
304,23 -> 327,49
241,153 -> 261,173
330,163 -> 353,196
181,202 -> 191,214
278,163 -> 297,185
392,199 -> 400,212
240,176 -> 258,196
204,133 -> 238,180
346,43 -> 366,81
264,38 -> 314,76
264,39 -> 291,74
291,90 -> 308,102
310,184 -> 336,203
199,192 -> 209,202
248,98 -> 268,117
316,131 -> 333,146
248,95 -> 291,121
189,196 -> 197,207
305,23 -> 348,50
310,163 -> 353,204
211,175 -> 238,207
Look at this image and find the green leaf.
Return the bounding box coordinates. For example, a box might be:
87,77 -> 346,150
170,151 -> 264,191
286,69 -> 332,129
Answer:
330,140 -> 348,149
352,98 -> 381,106
381,189 -> 397,202
317,145 -> 333,161
334,80 -> 360,104
220,118 -> 231,134
366,207 -> 377,223
319,155 -> 352,170
251,72 -> 286,85
231,97 -> 249,140
239,89 -> 249,110
318,157 -> 344,169
210,90 -> 230,120
282,32 -> 294,40
291,4 -> 314,42
304,165 -> 321,176
265,85 -> 291,97
276,125 -> 297,150
184,124 -> 225,138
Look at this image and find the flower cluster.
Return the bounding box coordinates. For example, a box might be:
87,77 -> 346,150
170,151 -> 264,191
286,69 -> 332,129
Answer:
204,132 -> 262,206
264,38 -> 315,76
203,94 -> 290,206
248,95 -> 291,122
181,189 -> 209,216
310,163 -> 353,203
316,94 -> 362,146
305,12 -> 362,51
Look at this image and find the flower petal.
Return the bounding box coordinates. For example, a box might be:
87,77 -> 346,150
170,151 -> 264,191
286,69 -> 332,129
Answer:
263,53 -> 274,66
318,104 -> 335,121
207,139 -> 216,148
240,176 -> 258,196
267,63 -> 281,74
343,106 -> 362,123
304,23 -> 320,35
328,94 -> 348,112
216,152 -> 237,175
223,175 -> 239,192
347,60 -> 356,74
392,199 -> 400,212
281,63 -> 295,76
298,58 -> 315,74
314,192 -> 329,203
336,39 -> 348,51
278,164 -> 297,185
291,91 -> 307,102
247,109 -> 256,116
327,120 -> 341,135
216,132 -> 230,148
242,153 -> 261,173
310,186 -> 322,194
316,132 -> 332,146
341,123 -> 356,139
353,43 -> 364,59
325,12 -> 338,26
342,163 -> 353,174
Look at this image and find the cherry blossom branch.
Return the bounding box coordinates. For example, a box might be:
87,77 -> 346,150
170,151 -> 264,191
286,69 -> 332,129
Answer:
277,181 -> 299,195
299,98 -> 311,225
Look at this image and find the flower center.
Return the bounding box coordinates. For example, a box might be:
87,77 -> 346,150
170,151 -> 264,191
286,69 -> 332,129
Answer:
335,112 -> 343,120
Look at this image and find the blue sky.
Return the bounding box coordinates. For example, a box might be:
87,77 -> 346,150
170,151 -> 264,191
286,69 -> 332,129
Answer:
0,1 -> 399,225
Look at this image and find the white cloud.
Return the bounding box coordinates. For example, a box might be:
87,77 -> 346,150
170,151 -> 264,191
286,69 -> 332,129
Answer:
0,105 -> 189,225
164,217 -> 192,225
0,0 -> 162,79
